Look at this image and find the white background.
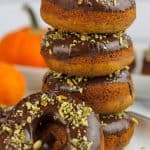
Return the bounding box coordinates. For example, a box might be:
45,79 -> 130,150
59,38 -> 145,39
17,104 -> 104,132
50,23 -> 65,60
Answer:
0,0 -> 150,44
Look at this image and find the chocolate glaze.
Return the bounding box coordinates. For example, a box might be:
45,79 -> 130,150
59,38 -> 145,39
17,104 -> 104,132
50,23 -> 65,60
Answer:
0,91 -> 101,150
100,112 -> 134,136
48,0 -> 136,12
41,29 -> 132,60
43,69 -> 133,96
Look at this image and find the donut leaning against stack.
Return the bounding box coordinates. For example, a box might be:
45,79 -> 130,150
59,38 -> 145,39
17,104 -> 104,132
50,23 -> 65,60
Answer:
0,91 -> 104,150
41,29 -> 135,77
43,0 -> 137,149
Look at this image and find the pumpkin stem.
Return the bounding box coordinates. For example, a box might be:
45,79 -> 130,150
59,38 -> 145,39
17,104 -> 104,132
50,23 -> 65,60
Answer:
23,4 -> 40,33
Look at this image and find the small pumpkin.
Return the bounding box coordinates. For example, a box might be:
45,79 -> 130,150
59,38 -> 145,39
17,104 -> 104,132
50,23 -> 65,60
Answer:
0,4 -> 46,67
0,62 -> 26,106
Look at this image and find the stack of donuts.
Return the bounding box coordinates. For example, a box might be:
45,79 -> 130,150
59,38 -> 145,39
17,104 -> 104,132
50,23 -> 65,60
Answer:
0,0 -> 138,150
40,0 -> 138,149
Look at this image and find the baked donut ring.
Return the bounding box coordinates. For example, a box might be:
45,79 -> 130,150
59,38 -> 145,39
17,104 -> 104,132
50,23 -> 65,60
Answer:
41,29 -> 135,77
42,69 -> 135,114
100,112 -> 138,150
40,0 -> 136,33
0,91 -> 104,150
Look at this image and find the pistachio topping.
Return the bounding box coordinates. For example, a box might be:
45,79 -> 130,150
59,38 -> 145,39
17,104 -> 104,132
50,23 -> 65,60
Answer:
100,121 -> 108,128
27,116 -> 32,123
113,32 -> 129,48
59,101 -> 92,128
0,92 -> 94,149
33,140 -> 42,150
71,136 -> 93,150
100,112 -> 127,120
48,69 -> 87,93
96,0 -> 119,6
1,124 -> 12,133
0,105 -> 7,110
106,67 -> 129,82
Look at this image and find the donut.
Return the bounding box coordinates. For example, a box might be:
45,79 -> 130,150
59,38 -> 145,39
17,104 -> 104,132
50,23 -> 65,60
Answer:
0,91 -> 104,150
42,68 -> 135,114
40,0 -> 136,33
142,49 -> 150,75
100,112 -> 138,150
41,29 -> 135,77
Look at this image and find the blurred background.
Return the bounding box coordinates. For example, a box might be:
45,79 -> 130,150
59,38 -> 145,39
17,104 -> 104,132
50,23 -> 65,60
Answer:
0,0 -> 149,44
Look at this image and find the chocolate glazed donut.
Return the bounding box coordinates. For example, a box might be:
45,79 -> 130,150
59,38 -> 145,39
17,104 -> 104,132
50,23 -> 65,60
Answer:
99,112 -> 138,150
0,91 -> 104,150
41,29 -> 135,77
42,69 -> 135,114
40,0 -> 136,33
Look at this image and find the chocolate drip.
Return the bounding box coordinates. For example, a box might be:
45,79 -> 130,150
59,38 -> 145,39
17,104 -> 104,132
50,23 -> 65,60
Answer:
49,0 -> 136,12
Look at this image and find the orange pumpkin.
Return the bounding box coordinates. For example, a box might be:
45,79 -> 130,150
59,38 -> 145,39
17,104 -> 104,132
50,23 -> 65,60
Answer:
0,4 -> 46,67
0,62 -> 26,106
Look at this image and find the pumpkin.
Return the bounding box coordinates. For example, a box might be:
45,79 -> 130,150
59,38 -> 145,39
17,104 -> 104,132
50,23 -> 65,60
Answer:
0,62 -> 26,106
0,4 -> 46,67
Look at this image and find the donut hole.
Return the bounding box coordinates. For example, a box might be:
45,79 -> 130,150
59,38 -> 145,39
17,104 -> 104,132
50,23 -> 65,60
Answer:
34,114 -> 68,149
